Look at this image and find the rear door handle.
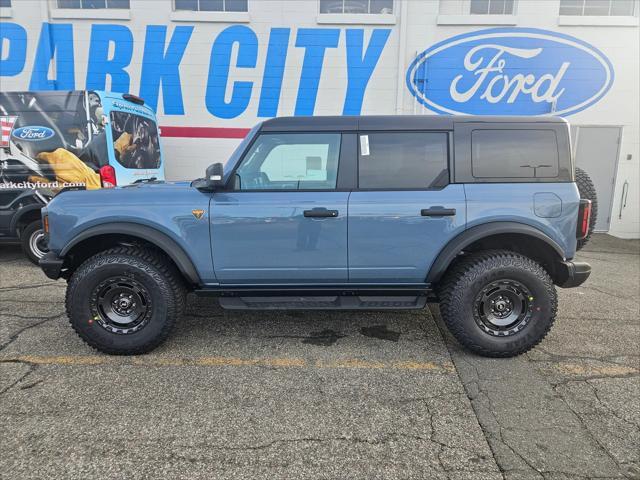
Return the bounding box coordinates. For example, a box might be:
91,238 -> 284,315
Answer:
421,207 -> 456,217
304,208 -> 339,218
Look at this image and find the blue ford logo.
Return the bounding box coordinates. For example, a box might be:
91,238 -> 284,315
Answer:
406,28 -> 614,116
11,126 -> 55,141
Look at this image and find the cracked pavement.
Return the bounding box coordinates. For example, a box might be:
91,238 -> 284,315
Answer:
0,234 -> 638,479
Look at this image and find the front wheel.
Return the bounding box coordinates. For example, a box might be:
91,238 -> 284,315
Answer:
21,220 -> 49,265
65,246 -> 186,355
438,250 -> 557,358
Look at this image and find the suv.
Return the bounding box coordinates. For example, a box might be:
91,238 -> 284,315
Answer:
39,116 -> 592,357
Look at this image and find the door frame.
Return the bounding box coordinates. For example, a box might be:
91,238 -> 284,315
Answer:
572,124 -> 623,232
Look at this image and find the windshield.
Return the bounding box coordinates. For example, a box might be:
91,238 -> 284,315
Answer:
110,110 -> 161,169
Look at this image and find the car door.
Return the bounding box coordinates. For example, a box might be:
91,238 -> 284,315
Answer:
210,132 -> 350,285
348,131 -> 466,284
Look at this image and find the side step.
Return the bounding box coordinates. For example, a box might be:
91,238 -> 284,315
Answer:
218,295 -> 427,310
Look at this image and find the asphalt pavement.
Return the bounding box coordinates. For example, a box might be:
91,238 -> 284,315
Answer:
0,234 -> 638,480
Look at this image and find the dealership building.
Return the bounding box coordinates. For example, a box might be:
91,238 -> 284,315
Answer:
0,0 -> 638,237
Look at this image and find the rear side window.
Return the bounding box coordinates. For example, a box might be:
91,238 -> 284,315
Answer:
110,111 -> 161,169
471,129 -> 559,178
358,132 -> 448,189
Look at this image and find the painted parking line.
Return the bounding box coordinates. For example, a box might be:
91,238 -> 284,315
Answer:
552,362 -> 638,377
2,355 -> 456,373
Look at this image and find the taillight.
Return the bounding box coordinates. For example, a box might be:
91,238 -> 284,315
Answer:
577,199 -> 592,240
99,165 -> 117,188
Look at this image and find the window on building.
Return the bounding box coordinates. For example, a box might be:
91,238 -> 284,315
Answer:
470,0 -> 515,14
234,133 -> 342,191
471,130 -> 559,178
174,0 -> 248,12
319,0 -> 393,14
559,0 -> 635,16
358,132 -> 448,189
57,0 -> 129,8
0,0 -> 11,8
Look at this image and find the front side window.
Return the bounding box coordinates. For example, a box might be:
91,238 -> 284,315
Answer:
320,0 -> 393,14
358,132 -> 448,189
559,0 -> 635,16
110,111 -> 161,169
174,0 -> 247,11
471,129 -> 559,178
57,0 -> 129,8
0,0 -> 11,7
470,0 -> 515,14
234,133 -> 341,190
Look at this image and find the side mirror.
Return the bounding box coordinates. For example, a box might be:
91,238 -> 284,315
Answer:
194,162 -> 225,191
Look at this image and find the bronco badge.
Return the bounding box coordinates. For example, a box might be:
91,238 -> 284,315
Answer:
192,209 -> 205,219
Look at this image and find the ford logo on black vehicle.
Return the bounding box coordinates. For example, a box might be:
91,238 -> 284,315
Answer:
11,125 -> 55,141
406,27 -> 614,116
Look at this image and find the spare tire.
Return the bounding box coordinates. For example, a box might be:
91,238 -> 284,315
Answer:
575,167 -> 598,250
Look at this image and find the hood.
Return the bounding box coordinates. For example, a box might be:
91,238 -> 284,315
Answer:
47,180 -> 201,211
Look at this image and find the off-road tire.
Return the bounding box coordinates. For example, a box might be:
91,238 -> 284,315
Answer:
439,250 -> 557,358
20,220 -> 48,265
575,167 -> 598,250
65,246 -> 186,355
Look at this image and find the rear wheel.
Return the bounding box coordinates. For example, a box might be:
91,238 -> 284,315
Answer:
65,246 -> 186,355
575,167 -> 598,250
438,250 -> 557,357
20,220 -> 48,265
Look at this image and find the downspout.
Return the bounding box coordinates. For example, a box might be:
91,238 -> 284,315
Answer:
394,0 -> 409,114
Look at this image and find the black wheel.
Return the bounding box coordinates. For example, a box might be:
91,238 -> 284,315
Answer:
575,167 -> 598,250
438,250 -> 557,358
20,220 -> 49,265
65,246 -> 186,355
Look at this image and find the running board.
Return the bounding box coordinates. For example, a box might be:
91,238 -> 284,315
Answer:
218,295 -> 427,310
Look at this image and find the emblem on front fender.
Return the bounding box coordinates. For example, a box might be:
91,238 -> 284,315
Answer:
192,209 -> 205,220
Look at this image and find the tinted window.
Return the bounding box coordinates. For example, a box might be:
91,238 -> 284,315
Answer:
235,133 -> 341,190
471,129 -> 559,178
358,132 -> 448,189
320,0 -> 393,13
174,0 -> 247,11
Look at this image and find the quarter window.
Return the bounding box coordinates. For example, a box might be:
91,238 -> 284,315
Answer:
110,111 -> 161,170
470,0 -> 515,14
174,0 -> 248,12
559,0 -> 635,16
358,132 -> 449,189
471,129 -> 559,178
319,0 -> 393,14
235,133 -> 341,191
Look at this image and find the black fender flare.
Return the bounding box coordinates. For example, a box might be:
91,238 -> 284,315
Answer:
426,222 -> 566,284
61,222 -> 201,285
10,204 -> 43,235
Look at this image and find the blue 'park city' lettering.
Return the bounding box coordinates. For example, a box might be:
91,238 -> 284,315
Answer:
0,22 -> 391,119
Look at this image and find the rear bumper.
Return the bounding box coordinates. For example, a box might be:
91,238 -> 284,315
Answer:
556,261 -> 591,288
39,252 -> 64,280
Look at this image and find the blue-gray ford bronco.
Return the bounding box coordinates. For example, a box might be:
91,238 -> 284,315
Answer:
40,115 -> 592,357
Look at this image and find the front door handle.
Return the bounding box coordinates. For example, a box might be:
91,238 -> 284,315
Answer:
421,207 -> 456,217
304,208 -> 339,218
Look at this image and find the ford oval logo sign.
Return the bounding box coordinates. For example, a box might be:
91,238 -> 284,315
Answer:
406,28 -> 614,116
11,126 -> 56,141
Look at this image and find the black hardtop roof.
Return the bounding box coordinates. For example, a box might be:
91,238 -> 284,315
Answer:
259,115 -> 568,132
